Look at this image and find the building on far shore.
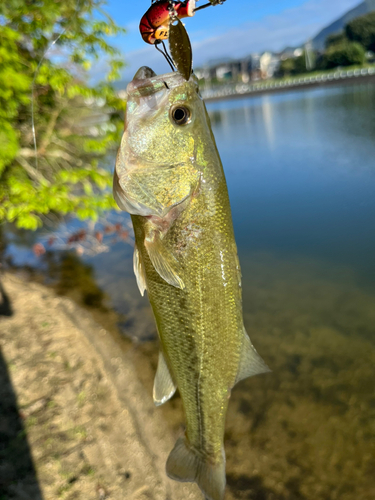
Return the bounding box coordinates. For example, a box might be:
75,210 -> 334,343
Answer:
195,47 -> 303,84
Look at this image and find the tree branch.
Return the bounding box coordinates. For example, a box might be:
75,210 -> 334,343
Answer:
16,156 -> 51,186
39,102 -> 65,154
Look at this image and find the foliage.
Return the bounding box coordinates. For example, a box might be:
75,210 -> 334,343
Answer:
320,41 -> 366,69
325,32 -> 348,49
0,0 -> 126,229
346,12 -> 375,52
277,58 -> 295,77
277,53 -> 309,77
321,12 -> 375,69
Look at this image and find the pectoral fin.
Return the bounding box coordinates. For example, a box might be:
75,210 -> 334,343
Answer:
153,351 -> 177,406
145,233 -> 185,289
133,244 -> 146,296
235,328 -> 271,385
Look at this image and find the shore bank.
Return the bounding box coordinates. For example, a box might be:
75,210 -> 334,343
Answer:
0,272 -> 200,500
1,264 -> 375,500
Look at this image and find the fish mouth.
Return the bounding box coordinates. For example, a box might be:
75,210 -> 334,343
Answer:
133,66 -> 156,80
127,66 -> 194,99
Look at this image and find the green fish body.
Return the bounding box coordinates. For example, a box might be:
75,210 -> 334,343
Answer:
113,67 -> 269,500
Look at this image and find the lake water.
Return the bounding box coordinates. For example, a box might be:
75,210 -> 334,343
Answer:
79,83 -> 375,336
213,84 -> 375,277
4,83 -> 375,499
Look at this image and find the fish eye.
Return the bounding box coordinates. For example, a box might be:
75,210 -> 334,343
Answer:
170,105 -> 191,126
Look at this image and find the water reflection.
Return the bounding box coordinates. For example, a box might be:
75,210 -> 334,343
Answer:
261,97 -> 275,149
44,251 -> 107,309
208,84 -> 375,289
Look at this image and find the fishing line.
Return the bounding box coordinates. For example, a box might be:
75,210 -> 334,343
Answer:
31,29 -> 67,171
155,40 -> 176,71
31,0 -> 82,170
162,40 -> 177,70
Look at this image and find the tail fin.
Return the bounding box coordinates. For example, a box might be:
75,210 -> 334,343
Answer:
166,436 -> 226,500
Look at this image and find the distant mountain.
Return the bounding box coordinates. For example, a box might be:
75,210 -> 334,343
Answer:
312,0 -> 375,50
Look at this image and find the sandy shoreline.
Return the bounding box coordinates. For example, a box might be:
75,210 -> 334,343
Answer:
1,264 -> 375,500
0,272 -> 201,500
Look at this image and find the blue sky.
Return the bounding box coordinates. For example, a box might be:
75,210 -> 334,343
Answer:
101,0 -> 362,80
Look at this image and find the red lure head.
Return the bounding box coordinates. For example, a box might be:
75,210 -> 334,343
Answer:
140,0 -> 196,44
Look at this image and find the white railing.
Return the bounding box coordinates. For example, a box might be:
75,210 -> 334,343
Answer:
201,66 -> 375,100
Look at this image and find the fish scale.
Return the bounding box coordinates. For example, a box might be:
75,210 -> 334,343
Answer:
114,67 -> 270,500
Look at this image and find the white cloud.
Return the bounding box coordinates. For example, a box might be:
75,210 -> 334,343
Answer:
190,0 -> 361,64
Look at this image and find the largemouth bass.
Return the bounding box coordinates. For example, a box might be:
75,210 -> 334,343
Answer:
113,66 -> 270,500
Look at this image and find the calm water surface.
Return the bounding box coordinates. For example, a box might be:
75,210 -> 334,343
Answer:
88,83 -> 375,334
6,83 -> 375,499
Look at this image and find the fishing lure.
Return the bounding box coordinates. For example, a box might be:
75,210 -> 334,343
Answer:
139,0 -> 227,45
139,0 -> 227,75
139,0 -> 196,45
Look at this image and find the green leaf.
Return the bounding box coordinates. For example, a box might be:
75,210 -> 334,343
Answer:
0,0 -> 127,230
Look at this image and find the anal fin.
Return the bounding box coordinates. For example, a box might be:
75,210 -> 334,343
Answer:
153,351 -> 177,406
133,244 -> 146,296
235,328 -> 271,385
